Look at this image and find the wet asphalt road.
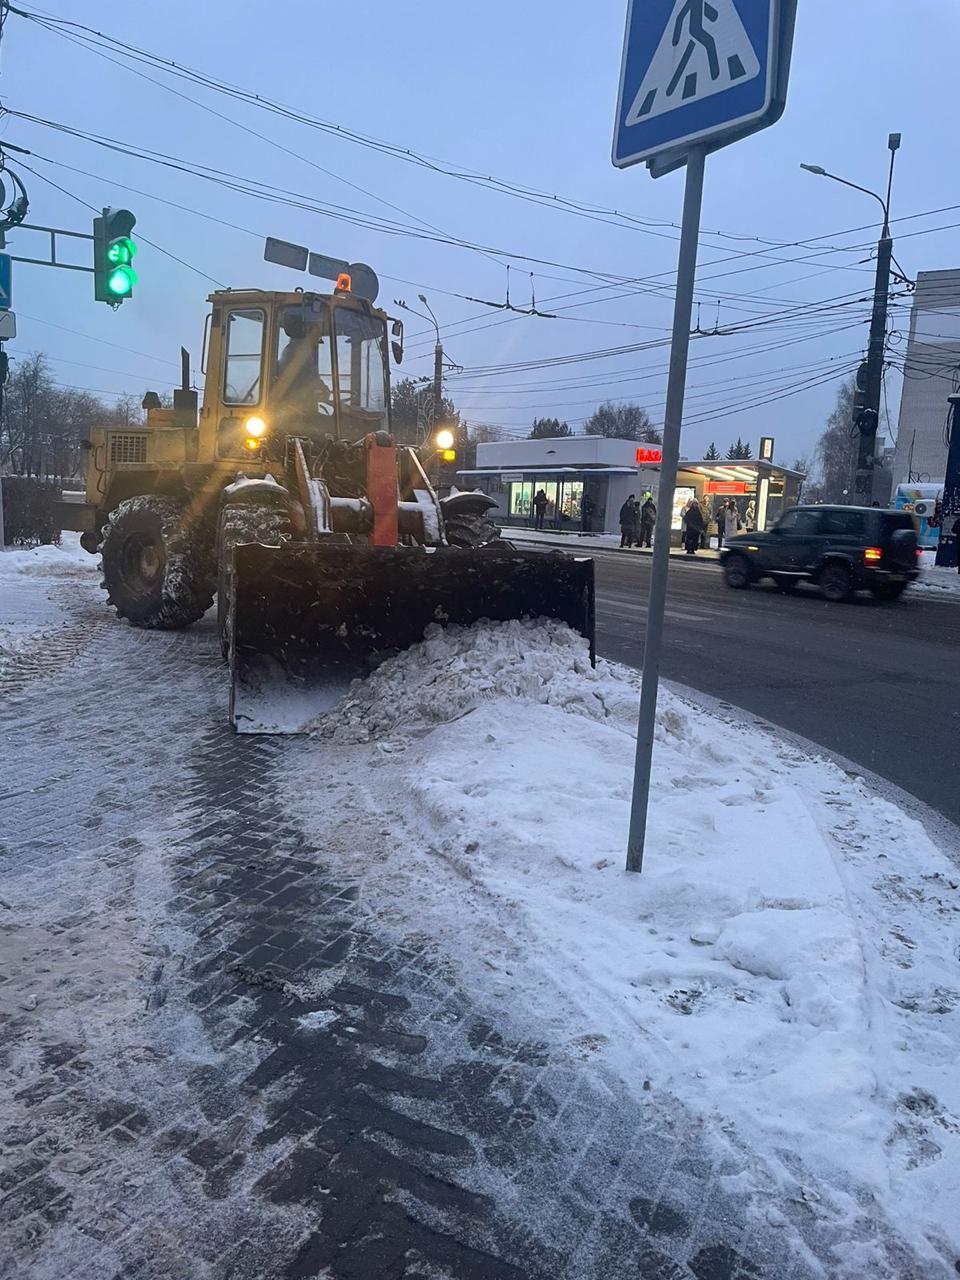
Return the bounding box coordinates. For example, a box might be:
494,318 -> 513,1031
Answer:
571,547 -> 959,826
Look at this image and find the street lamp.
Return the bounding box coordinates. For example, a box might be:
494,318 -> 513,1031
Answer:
395,294 -> 445,447
417,293 -> 441,346
799,132 -> 899,234
800,134 -> 902,501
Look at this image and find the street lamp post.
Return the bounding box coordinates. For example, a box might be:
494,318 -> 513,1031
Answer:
801,133 -> 901,502
395,296 -> 444,445
417,294 -> 444,441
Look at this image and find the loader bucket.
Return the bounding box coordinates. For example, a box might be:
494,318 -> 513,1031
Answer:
229,542 -> 595,734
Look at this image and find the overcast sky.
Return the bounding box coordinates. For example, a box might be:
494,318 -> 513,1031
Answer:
2,0 -> 959,463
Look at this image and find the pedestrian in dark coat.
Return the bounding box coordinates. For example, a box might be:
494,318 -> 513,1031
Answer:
683,499 -> 705,554
532,488 -> 548,530
619,495 -> 638,548
639,496 -> 657,547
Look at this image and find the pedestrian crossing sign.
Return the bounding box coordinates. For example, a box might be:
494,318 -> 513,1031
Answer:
612,0 -> 795,173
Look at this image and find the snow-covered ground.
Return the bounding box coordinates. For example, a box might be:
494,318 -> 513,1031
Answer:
4,534 -> 959,1272
0,535 -> 100,681
291,619 -> 960,1267
914,549 -> 960,596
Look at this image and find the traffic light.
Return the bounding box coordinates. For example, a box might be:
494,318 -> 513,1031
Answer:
93,207 -> 137,305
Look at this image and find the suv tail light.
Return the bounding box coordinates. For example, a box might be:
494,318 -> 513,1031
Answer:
864,547 -> 883,563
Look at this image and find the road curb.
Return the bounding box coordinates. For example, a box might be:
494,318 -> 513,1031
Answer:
662,677 -> 960,866
503,534 -> 722,569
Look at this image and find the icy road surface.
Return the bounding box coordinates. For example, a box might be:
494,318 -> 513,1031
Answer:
1,537 -> 958,1279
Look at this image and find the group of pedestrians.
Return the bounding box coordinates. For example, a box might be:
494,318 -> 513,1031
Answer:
618,493 -> 657,548
681,497 -> 751,554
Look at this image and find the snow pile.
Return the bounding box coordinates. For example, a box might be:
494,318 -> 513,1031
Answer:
1,532 -> 99,577
293,619 -> 960,1260
309,618 -> 636,743
914,550 -> 960,595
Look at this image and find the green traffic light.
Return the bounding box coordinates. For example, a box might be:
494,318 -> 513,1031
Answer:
107,265 -> 137,297
106,236 -> 137,266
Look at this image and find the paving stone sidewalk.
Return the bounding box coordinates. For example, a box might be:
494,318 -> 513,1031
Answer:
1,582 -> 948,1279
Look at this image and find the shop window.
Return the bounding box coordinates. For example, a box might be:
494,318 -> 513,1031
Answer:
510,482 -> 532,518
560,480 -> 583,523
540,482 -> 558,517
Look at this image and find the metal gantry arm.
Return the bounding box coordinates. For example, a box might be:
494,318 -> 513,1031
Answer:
5,221 -> 95,273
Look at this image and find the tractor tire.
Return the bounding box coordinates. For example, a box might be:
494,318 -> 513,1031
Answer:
217,502 -> 292,659
819,562 -> 853,603
443,512 -> 503,549
99,495 -> 214,630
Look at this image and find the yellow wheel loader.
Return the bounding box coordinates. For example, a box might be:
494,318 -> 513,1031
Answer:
62,282 -> 595,731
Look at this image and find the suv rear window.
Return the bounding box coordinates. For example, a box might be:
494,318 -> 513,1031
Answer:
881,512 -> 917,533
820,509 -> 866,536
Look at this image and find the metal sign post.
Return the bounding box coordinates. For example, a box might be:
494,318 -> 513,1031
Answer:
613,0 -> 795,872
626,148 -> 705,872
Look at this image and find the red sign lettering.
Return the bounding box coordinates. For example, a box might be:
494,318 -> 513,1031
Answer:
635,447 -> 663,464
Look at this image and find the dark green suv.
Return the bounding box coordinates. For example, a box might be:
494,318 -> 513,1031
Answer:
720,505 -> 920,602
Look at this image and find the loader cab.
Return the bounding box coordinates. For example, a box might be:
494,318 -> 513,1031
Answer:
276,297 -> 389,442
201,289 -> 391,467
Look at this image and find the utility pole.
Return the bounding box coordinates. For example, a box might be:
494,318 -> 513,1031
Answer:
432,338 -> 443,439
801,133 -> 901,503
394,293 -> 444,443
935,394 -> 960,569
0,349 -> 5,549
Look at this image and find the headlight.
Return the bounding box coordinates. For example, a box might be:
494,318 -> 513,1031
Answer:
244,415 -> 267,438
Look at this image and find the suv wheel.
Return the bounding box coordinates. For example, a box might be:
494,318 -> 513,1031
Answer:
723,554 -> 751,589
870,581 -> 906,602
819,562 -> 852,603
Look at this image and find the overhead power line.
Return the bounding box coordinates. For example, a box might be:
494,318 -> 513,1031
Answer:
5,2 -> 900,259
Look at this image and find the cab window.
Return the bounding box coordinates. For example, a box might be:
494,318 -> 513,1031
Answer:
276,308 -> 334,418
334,308 -> 388,430
223,309 -> 265,405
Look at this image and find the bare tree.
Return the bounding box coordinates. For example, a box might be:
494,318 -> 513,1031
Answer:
1,353 -> 109,482
815,377 -> 857,502
459,422 -> 504,470
390,376 -> 459,447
